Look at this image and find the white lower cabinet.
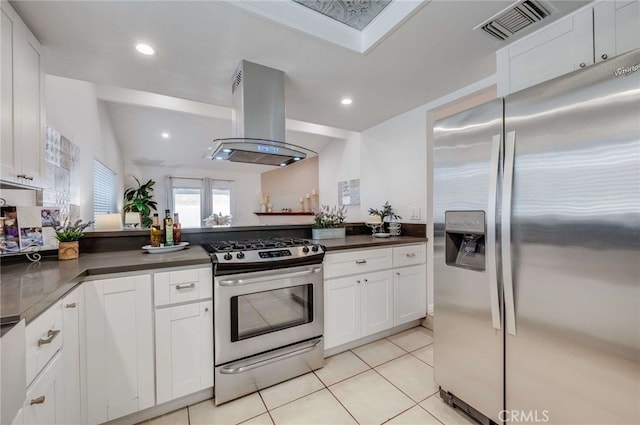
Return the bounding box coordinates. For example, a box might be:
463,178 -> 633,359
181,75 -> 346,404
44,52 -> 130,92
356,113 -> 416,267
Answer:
155,300 -> 214,404
393,265 -> 427,325
84,274 -> 154,424
23,351 -> 64,425
325,270 -> 393,349
61,287 -> 82,424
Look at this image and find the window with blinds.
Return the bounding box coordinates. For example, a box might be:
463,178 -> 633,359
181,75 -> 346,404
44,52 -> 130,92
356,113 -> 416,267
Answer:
93,160 -> 117,216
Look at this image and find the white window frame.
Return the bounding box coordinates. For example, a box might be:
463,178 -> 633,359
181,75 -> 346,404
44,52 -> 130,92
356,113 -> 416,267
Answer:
168,176 -> 235,228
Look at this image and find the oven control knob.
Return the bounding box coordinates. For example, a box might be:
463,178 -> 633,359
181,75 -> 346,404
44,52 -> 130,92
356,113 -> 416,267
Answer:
223,253 -> 233,261
236,252 -> 245,259
302,246 -> 310,253
311,245 -> 319,252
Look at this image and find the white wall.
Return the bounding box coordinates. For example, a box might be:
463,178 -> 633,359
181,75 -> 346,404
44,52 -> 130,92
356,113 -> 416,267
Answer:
130,165 -> 262,227
45,75 -> 125,223
317,132 -> 361,222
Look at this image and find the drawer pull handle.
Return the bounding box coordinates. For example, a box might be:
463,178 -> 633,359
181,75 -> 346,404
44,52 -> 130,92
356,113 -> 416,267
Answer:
355,259 -> 367,264
30,396 -> 45,405
363,278 -> 368,283
356,279 -> 361,284
396,272 -> 401,276
65,302 -> 77,308
405,253 -> 416,258
37,329 -> 61,347
175,283 -> 196,290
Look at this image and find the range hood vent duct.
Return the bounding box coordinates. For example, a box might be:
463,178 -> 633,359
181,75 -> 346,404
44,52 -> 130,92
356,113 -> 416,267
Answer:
475,0 -> 552,41
206,60 -> 315,167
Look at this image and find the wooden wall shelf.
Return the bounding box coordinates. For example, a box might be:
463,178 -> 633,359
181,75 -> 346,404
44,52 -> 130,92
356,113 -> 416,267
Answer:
254,212 -> 314,216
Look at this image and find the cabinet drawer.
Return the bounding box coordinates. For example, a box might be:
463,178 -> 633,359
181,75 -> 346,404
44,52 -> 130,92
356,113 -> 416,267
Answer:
324,248 -> 392,279
23,351 -> 63,425
154,267 -> 212,307
25,303 -> 62,385
393,244 -> 426,268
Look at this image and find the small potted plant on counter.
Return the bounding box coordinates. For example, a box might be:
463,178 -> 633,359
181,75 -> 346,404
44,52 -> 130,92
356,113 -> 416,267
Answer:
367,201 -> 402,234
312,205 -> 347,240
53,218 -> 94,260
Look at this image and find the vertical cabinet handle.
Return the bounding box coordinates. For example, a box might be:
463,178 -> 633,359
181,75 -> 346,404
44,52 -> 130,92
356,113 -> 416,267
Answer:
37,329 -> 61,347
30,396 -> 45,405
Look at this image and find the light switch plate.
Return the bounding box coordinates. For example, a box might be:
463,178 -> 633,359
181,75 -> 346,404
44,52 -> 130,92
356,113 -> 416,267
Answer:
411,207 -> 421,220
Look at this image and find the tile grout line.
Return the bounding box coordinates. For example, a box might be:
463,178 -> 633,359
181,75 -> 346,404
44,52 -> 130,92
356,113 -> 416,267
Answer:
256,390 -> 277,425
370,353 -> 440,405
264,386 -> 326,416
324,382 -> 364,425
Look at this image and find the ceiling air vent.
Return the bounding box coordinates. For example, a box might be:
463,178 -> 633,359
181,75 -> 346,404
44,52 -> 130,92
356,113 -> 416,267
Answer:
475,0 -> 552,41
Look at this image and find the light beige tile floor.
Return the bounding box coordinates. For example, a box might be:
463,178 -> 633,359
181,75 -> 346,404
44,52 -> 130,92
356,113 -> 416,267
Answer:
143,326 -> 476,425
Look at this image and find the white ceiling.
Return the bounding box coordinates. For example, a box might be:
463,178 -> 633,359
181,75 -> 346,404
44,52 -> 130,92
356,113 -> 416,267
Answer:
11,0 -> 587,174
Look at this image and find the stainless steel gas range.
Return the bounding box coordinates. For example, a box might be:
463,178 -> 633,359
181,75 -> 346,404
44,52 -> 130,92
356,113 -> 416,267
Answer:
203,238 -> 325,405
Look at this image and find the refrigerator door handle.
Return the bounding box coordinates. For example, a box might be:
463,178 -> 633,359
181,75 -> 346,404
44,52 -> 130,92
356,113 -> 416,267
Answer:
487,134 -> 501,330
502,130 -> 517,336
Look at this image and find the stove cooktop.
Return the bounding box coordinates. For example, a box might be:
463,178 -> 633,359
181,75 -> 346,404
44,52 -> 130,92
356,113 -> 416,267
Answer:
203,238 -> 324,266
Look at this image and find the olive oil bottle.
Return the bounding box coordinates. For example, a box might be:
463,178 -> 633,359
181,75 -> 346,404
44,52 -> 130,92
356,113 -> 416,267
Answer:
163,209 -> 173,246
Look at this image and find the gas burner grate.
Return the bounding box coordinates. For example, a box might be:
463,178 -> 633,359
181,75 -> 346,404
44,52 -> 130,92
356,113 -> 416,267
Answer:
203,237 -> 310,254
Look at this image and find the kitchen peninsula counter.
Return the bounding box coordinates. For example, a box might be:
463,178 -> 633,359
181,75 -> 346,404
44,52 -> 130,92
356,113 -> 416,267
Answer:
1,246 -> 211,333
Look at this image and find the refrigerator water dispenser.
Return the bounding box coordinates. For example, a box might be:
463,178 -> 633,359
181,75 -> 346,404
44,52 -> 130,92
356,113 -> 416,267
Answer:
445,211 -> 485,271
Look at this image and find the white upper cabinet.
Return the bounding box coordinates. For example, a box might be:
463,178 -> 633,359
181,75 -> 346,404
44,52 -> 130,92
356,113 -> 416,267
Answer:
593,0 -> 640,63
0,1 -> 44,186
497,0 -> 640,96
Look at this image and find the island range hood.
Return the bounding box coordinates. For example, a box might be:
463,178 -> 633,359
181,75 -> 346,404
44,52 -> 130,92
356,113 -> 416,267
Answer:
205,60 -> 314,166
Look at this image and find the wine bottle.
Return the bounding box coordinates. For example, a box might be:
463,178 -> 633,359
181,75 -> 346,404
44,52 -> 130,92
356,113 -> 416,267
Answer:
172,213 -> 182,245
163,209 -> 174,246
150,214 -> 162,247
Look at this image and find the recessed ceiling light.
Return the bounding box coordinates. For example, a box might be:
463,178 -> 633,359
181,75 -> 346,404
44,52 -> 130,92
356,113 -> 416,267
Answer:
161,132 -> 170,139
341,98 -> 353,105
280,163 -> 286,167
135,43 -> 155,56
215,156 -> 224,160
222,148 -> 232,153
293,157 -> 301,161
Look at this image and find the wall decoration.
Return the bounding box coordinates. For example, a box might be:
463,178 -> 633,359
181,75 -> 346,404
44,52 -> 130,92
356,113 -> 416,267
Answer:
338,179 -> 360,206
43,127 -> 81,219
1,206 -> 20,253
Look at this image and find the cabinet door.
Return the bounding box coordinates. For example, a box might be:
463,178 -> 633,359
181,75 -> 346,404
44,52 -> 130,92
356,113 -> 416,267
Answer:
594,0 -> 640,63
393,265 -> 427,325
1,6 -> 14,178
23,351 -> 64,425
0,1 -> 43,184
61,287 -> 82,424
325,276 -> 361,349
497,8 -> 593,95
156,300 -> 214,404
85,274 -> 154,424
360,270 -> 393,338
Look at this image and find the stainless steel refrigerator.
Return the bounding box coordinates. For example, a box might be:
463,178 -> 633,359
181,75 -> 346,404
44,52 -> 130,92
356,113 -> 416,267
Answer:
433,48 -> 639,424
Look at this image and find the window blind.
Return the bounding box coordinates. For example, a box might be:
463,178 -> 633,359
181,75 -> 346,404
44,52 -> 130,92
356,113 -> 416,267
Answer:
93,160 -> 116,215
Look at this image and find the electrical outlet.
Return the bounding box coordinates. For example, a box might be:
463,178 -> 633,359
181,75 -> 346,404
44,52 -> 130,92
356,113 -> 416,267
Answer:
411,207 -> 421,220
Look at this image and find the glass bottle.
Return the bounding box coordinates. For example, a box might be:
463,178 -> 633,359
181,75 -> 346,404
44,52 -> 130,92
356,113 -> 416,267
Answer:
150,214 -> 162,247
172,213 -> 182,245
163,209 -> 174,246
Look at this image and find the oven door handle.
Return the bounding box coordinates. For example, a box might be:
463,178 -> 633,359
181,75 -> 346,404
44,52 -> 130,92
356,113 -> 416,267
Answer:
218,267 -> 322,286
219,338 -> 322,374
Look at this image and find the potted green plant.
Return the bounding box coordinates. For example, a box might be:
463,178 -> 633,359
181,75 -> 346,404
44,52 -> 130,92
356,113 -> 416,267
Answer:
312,205 -> 348,240
368,201 -> 402,233
53,218 -> 94,260
123,177 -> 157,228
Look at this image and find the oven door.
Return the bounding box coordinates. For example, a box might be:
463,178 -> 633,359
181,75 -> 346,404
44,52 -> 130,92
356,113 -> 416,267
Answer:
214,263 -> 323,365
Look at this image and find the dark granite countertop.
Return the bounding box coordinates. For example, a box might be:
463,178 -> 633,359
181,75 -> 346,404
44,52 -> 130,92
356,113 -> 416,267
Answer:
1,235 -> 426,336
1,246 -> 211,333
320,235 -> 427,251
